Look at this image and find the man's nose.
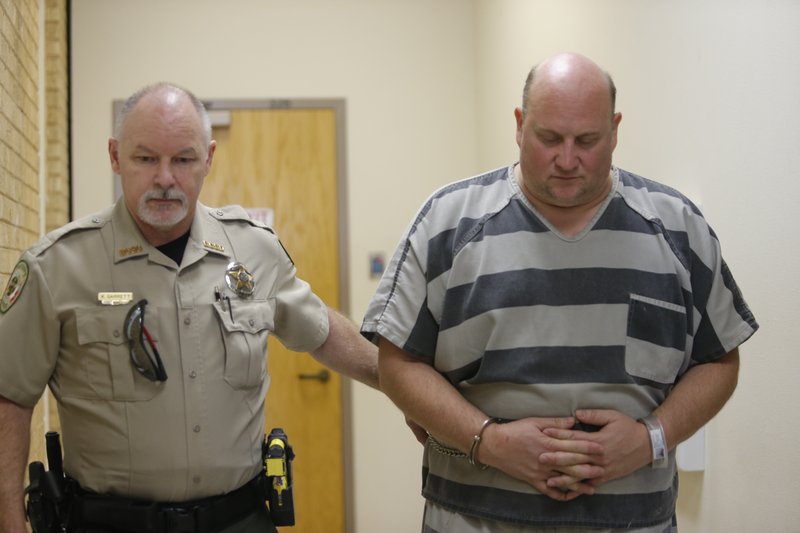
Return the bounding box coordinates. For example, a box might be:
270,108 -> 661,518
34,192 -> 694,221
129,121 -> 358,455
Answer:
153,161 -> 176,188
555,141 -> 579,172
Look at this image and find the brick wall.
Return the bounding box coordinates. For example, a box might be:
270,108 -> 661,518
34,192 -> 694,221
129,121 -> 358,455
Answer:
0,0 -> 41,278
45,0 -> 69,233
0,0 -> 68,283
1,0 -> 69,465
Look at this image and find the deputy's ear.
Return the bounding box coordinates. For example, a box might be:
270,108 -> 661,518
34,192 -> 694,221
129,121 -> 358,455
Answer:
205,140 -> 216,169
109,138 -> 121,174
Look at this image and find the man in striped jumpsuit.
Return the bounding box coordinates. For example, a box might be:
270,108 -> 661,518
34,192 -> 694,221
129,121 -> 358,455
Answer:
362,53 -> 758,532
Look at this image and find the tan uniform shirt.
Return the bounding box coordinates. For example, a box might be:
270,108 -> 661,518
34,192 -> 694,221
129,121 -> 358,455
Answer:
0,199 -> 328,502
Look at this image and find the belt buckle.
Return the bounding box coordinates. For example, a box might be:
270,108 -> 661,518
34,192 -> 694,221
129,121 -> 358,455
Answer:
163,505 -> 198,533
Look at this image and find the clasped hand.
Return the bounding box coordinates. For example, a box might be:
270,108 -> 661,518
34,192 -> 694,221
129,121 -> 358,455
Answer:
478,409 -> 650,501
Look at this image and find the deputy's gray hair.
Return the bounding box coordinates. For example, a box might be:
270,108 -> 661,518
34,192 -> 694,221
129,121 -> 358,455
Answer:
113,82 -> 212,144
520,64 -> 617,119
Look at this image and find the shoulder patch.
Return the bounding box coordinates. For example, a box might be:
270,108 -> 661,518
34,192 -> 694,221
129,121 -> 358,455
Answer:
1,261 -> 29,313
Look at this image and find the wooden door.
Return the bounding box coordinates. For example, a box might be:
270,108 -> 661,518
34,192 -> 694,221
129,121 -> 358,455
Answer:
199,108 -> 344,533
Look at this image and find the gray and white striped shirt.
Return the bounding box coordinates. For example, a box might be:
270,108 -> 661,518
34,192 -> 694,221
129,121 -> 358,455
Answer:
363,164 -> 757,528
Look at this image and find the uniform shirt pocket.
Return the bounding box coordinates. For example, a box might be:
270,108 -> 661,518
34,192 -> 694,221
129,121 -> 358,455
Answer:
213,298 -> 275,389
73,305 -> 162,401
625,294 -> 688,384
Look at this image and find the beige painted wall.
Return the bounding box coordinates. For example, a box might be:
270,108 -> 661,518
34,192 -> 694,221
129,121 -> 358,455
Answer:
70,0 -> 799,531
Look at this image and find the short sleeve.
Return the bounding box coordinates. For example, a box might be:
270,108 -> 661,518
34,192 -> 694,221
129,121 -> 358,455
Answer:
0,254 -> 60,406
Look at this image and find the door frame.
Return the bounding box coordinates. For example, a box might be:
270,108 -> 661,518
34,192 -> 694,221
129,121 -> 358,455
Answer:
111,97 -> 356,532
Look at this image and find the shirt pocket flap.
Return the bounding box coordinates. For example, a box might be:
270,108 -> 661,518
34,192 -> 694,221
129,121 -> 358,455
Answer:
213,299 -> 275,334
75,306 -> 131,346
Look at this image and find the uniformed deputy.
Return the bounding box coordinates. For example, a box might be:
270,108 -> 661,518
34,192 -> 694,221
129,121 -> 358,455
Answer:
0,83 -> 379,533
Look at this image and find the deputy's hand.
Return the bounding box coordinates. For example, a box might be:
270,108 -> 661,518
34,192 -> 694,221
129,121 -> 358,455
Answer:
405,417 -> 429,445
539,409 -> 652,490
478,417 -> 604,501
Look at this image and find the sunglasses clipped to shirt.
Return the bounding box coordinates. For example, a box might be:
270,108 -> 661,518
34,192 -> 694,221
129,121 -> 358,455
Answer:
124,299 -> 168,382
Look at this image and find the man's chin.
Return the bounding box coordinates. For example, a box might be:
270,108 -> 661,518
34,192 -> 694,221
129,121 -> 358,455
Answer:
148,221 -> 181,231
546,190 -> 585,207
140,210 -> 187,230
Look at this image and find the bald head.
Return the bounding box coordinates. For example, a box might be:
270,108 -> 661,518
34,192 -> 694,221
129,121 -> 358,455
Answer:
521,53 -> 616,119
513,53 -> 622,217
114,82 -> 211,145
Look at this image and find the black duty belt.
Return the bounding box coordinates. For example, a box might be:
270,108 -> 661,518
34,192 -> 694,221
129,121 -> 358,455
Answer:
72,475 -> 266,533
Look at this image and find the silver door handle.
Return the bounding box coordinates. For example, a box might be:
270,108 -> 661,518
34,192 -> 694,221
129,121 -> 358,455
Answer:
298,369 -> 330,383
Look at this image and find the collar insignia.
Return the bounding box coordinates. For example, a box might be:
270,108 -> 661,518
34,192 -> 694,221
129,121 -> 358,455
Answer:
203,240 -> 225,253
118,244 -> 144,257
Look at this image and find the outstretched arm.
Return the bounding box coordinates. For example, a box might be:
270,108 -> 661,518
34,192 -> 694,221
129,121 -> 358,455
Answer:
0,395 -> 33,533
310,307 -> 380,390
378,337 -> 602,500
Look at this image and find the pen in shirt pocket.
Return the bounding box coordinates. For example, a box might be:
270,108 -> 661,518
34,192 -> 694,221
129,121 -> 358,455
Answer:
214,286 -> 234,321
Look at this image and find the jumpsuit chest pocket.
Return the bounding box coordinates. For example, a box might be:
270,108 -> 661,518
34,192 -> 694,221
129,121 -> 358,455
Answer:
72,305 -> 162,401
625,294 -> 688,384
213,298 -> 275,389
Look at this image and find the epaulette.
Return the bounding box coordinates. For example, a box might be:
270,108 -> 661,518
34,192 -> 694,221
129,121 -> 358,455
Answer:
28,211 -> 110,257
207,205 -> 294,265
208,205 -> 275,234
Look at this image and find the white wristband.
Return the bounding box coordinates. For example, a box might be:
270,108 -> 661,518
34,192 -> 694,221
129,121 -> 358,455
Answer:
639,414 -> 668,469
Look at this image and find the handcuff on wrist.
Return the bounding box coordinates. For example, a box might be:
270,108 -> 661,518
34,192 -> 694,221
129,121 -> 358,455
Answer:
468,417 -> 499,469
